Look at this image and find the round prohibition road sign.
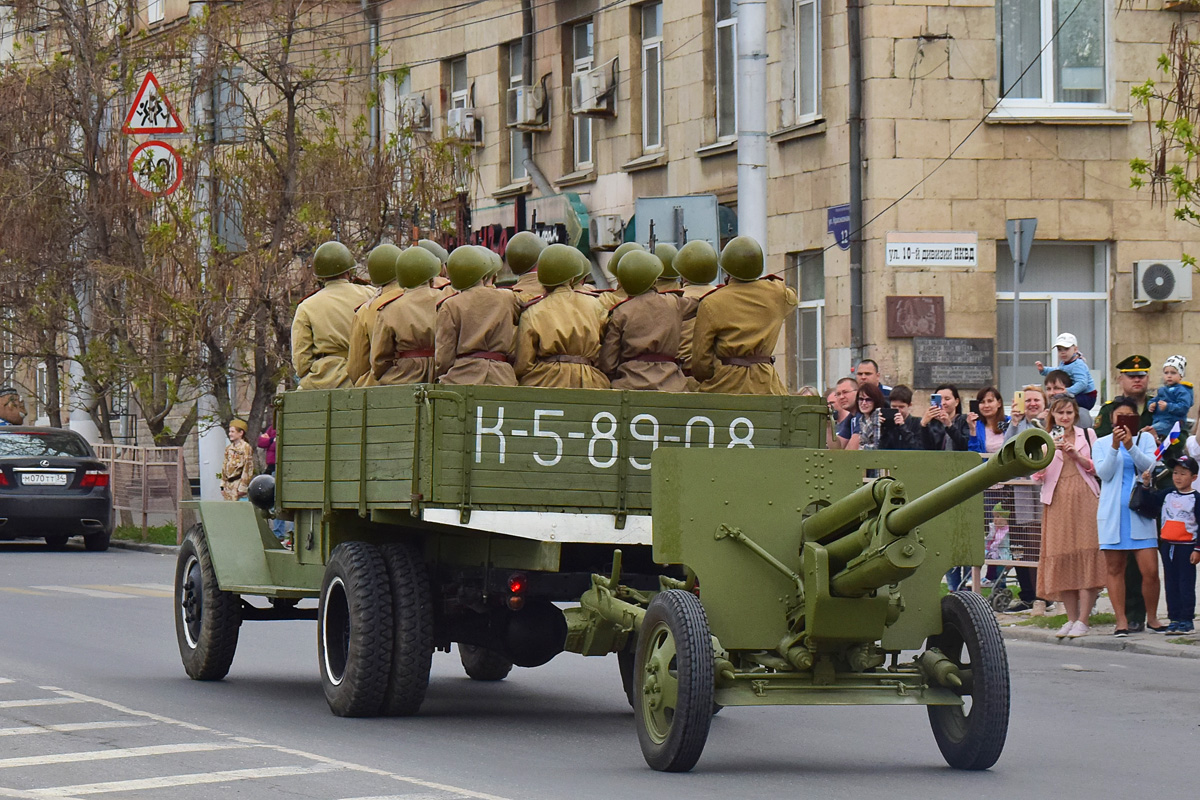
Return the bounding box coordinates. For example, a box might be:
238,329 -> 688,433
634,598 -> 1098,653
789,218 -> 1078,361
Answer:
128,140 -> 183,197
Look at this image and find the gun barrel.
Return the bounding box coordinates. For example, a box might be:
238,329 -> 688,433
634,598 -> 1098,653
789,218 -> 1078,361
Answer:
885,428 -> 1054,536
802,478 -> 894,544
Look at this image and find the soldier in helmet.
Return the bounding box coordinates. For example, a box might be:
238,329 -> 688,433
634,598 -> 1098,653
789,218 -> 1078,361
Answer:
435,246 -> 522,386
514,244 -> 609,388
417,238 -> 453,291
291,241 -> 375,390
674,240 -> 721,390
346,243 -> 404,387
504,231 -> 547,303
598,242 -> 645,311
598,250 -> 687,392
692,236 -> 797,395
653,243 -> 681,294
371,247 -> 446,384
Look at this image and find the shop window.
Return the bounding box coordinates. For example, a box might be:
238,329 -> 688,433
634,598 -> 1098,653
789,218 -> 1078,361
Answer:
641,3 -> 663,151
998,0 -> 1106,106
787,250 -> 825,392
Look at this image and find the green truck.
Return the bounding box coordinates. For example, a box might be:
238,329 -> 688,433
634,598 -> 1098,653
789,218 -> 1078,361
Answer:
176,384 -> 1052,772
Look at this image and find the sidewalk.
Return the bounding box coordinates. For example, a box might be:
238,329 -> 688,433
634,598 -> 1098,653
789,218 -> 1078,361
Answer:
998,613 -> 1200,659
109,539 -> 178,556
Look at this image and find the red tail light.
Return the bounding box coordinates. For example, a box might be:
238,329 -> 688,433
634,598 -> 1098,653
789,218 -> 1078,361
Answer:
0,472 -> 7,486
80,470 -> 109,488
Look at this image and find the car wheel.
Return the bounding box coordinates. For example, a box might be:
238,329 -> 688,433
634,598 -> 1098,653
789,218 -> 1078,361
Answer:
44,534 -> 69,550
174,524 -> 241,680
84,531 -> 111,552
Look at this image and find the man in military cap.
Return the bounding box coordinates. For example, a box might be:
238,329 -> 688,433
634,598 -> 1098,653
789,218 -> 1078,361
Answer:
514,244 -> 609,388
691,236 -> 797,395
599,250 -> 687,392
503,231 -> 547,303
220,419 -> 255,501
435,246 -> 522,386
371,247 -> 446,385
673,240 -> 720,391
346,243 -> 404,387
0,387 -> 25,425
291,241 -> 375,390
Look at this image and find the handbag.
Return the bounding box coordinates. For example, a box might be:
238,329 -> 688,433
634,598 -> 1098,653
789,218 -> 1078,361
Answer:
1128,482 -> 1157,519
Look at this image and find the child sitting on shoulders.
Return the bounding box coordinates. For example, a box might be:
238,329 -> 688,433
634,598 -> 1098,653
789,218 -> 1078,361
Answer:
1035,332 -> 1097,409
1151,355 -> 1194,440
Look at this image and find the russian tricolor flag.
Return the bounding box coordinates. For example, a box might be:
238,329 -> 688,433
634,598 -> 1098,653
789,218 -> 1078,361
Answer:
1155,421 -> 1182,461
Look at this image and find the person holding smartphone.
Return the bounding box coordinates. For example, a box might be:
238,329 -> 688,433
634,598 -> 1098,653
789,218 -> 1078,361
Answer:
1003,386 -> 1053,613
967,386 -> 1009,454
919,384 -> 969,451
1093,397 -> 1165,636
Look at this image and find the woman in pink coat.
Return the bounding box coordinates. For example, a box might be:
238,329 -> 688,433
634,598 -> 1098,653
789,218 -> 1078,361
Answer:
1033,396 -> 1106,638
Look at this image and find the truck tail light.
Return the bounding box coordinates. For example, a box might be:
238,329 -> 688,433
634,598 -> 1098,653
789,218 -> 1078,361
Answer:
81,471 -> 109,488
506,572 -> 527,610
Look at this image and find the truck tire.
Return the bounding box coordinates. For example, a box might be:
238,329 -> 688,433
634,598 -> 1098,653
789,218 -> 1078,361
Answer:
175,525 -> 241,681
459,645 -> 513,681
318,542 -> 394,717
379,543 -> 434,716
927,590 -> 1010,770
633,589 -> 715,773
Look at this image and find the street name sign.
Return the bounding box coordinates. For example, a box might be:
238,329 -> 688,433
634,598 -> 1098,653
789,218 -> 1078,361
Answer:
885,231 -> 978,268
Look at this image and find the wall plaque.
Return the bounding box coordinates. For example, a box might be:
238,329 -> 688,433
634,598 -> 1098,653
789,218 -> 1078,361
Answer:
886,296 -> 944,338
913,337 -> 994,388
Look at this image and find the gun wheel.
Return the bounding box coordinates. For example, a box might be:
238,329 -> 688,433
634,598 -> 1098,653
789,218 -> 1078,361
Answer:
927,591 -> 1010,770
634,589 -> 714,773
174,524 -> 241,681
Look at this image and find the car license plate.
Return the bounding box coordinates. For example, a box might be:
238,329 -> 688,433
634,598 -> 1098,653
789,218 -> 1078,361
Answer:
21,473 -> 68,486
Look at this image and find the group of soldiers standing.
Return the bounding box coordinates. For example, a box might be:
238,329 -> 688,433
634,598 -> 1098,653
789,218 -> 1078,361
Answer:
289,230 -> 798,396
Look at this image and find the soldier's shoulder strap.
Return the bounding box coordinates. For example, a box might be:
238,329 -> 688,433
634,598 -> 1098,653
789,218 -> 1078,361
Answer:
436,292 -> 457,311
574,288 -> 601,297
377,293 -> 405,312
697,284 -> 727,303
763,274 -> 784,282
521,295 -> 545,311
659,288 -> 683,296
610,295 -> 635,311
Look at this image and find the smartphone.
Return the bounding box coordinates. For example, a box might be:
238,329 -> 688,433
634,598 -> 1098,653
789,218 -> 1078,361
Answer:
931,394 -> 943,408
1051,425 -> 1065,438
969,400 -> 980,416
1012,391 -> 1025,416
1115,414 -> 1139,438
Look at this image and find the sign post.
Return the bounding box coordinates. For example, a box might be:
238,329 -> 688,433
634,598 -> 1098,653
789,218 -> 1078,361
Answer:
1005,218 -> 1037,397
122,72 -> 185,198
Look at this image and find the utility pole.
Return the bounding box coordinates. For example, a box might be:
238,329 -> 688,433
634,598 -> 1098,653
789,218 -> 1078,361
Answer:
735,0 -> 767,250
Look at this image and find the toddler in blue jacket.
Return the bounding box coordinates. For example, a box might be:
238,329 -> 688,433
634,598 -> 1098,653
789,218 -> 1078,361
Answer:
1152,354 -> 1194,439
1035,333 -> 1097,409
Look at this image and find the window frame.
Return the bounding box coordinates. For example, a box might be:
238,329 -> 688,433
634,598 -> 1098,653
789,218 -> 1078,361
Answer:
794,0 -> 821,124
146,0 -> 163,24
786,251 -> 825,393
641,3 -> 664,152
572,20 -> 595,170
715,0 -> 737,140
996,0 -> 1111,111
449,57 -> 469,110
507,39 -> 530,183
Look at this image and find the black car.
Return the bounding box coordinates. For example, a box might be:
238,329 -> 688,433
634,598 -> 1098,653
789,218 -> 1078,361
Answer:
0,426 -> 113,551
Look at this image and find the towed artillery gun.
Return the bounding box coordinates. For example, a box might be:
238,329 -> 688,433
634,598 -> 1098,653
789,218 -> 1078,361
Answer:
176,384 -> 1052,771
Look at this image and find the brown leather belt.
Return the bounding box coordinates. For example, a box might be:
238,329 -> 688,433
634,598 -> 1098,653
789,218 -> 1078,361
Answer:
463,351 -> 508,362
396,349 -> 434,359
720,355 -> 775,367
630,353 -> 679,364
541,354 -> 592,365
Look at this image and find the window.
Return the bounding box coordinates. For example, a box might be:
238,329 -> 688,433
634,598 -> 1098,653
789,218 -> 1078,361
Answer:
449,57 -> 469,109
998,0 -> 1106,106
215,179 -> 245,253
572,21 -> 594,169
146,0 -> 163,24
795,0 -> 820,121
641,3 -> 663,150
996,243 -> 1108,395
786,251 -> 825,392
507,40 -> 529,183
35,361 -> 47,421
716,0 -> 737,139
213,67 -> 244,144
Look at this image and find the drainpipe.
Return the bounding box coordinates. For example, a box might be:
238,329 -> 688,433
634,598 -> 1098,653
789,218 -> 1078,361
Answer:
518,0 -> 552,197
363,0 -> 380,152
847,0 -> 864,360
735,0 -> 767,249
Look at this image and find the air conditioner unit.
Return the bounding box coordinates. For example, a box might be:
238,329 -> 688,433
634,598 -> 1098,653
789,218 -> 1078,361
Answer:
571,57 -> 618,116
507,84 -> 549,131
398,93 -> 431,131
589,214 -> 624,250
446,107 -> 483,144
1133,260 -> 1192,308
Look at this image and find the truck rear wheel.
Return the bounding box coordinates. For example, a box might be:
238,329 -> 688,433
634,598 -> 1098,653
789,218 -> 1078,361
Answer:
175,525 -> 241,681
459,645 -> 513,681
633,589 -> 714,773
927,591 -> 1010,770
379,543 -> 434,716
318,542 -> 394,717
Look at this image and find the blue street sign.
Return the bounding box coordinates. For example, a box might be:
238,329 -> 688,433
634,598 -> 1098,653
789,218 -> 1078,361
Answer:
827,204 -> 850,250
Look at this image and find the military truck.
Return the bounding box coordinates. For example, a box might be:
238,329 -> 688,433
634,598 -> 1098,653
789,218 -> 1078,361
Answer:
176,384 -> 1052,772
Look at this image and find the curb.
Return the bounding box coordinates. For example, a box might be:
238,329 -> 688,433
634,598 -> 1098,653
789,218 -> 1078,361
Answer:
1001,624 -> 1200,659
109,539 -> 179,556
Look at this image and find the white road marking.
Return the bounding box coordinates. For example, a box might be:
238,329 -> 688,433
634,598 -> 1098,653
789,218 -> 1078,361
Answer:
338,795 -> 471,800
0,742 -> 250,769
83,585 -> 171,598
0,721 -> 154,737
0,699 -> 82,709
27,764 -> 340,797
0,679 -> 12,685
30,587 -> 137,600
120,583 -> 173,592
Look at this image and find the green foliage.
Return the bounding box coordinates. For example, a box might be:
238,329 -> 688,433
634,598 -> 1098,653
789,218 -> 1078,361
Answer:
114,523 -> 178,545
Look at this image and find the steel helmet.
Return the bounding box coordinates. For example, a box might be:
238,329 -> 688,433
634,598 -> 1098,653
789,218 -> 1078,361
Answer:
447,246 -> 492,290
719,236 -> 764,281
610,242 -> 645,276
505,231 -> 545,275
572,248 -> 593,283
654,243 -> 679,278
482,247 -> 504,277
365,243 -> 402,285
537,244 -> 582,288
313,241 -> 355,279
394,246 -> 442,288
616,250 -> 664,297
674,240 -> 719,284
417,238 -> 449,265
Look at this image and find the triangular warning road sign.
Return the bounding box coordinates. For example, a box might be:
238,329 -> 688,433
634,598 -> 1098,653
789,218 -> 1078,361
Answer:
122,71 -> 184,135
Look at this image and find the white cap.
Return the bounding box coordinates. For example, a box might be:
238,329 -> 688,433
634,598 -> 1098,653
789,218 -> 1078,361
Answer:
1053,332 -> 1078,349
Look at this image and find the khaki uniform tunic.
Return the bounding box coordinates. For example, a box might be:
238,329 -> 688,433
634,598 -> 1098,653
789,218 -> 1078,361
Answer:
220,439 -> 254,501
291,279 -> 375,390
598,287 -> 627,311
654,277 -> 681,293
509,272 -> 544,304
692,277 -> 797,395
598,292 -> 688,392
347,282 -> 403,387
435,286 -> 522,386
678,283 -> 715,377
514,286 -> 610,389
370,284 -> 445,385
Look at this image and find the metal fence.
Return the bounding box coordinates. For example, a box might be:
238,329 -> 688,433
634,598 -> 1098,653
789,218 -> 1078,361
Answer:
93,444 -> 190,542
982,477 -> 1044,569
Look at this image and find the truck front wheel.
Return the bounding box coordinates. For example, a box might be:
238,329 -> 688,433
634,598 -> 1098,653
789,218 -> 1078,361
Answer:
318,542 -> 394,717
459,645 -> 513,681
175,525 -> 241,681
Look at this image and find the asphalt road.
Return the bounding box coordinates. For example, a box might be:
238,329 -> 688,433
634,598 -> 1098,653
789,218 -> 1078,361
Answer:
0,542 -> 1192,800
